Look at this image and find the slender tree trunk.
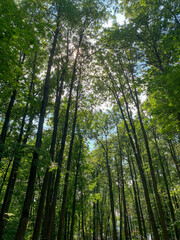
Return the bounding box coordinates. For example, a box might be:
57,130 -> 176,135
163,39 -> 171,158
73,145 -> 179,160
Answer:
131,157 -> 147,239
164,156 -> 180,210
147,171 -> 161,228
43,33 -> 83,240
78,213 -> 81,240
100,201 -> 104,240
0,53 -> 25,163
106,70 -> 160,239
168,139 -> 180,178
96,193 -> 100,239
117,100 -> 159,239
116,134 -> 129,240
41,170 -> 56,239
106,213 -> 110,240
0,53 -> 37,239
0,158 -> 12,195
0,89 -> 17,159
119,56 -> 170,237
153,130 -> 179,239
93,201 -> 96,240
104,141 -> 118,240
70,138 -> 82,240
80,171 -> 86,240
22,112 -> 35,145
32,63 -> 66,240
50,66 -> 66,160
64,209 -> 68,240
115,156 -> 123,240
68,211 -> 71,240
15,22 -> 60,240
119,74 -> 162,238
57,76 -> 80,240
133,89 -> 169,240
127,214 -> 132,240
119,189 -> 123,240
122,63 -> 169,238
81,202 -> 86,240
127,152 -> 143,239
32,169 -> 49,240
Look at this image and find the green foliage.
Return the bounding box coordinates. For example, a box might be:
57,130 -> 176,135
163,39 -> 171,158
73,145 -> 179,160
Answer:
0,0 -> 179,239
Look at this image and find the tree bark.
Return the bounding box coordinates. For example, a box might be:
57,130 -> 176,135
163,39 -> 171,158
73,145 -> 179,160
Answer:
122,61 -> 169,238
133,88 -> 169,240
43,32 -> 83,240
33,63 -> 66,240
93,201 -> 96,240
70,138 -> 82,240
104,142 -> 118,240
32,169 -> 49,240
115,155 -> 123,240
0,53 -> 25,163
107,72 -> 160,239
0,52 -> 37,239
15,21 -> 60,240
0,158 -> 12,196
153,130 -> 179,239
57,76 -> 80,240
168,139 -> 180,178
116,131 -> 129,240
131,157 -> 147,239
127,152 -> 143,239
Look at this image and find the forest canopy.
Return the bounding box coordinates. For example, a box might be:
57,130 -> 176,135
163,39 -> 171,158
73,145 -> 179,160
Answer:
0,0 -> 179,239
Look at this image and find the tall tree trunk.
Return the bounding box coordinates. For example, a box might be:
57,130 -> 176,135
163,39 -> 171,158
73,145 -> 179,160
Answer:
120,75 -> 165,239
164,156 -> 180,210
93,201 -> 96,240
70,138 -> 82,240
127,152 -> 143,239
122,63 -> 170,238
57,76 -> 80,240
96,192 -> 100,239
0,52 -> 37,239
64,208 -> 68,240
153,130 -> 179,239
119,56 -> 170,237
0,53 -> 25,163
100,199 -> 104,240
43,33 -> 83,240
80,170 -> 86,240
0,90 -> 17,158
32,169 -> 49,240
22,112 -> 35,145
0,158 -> 12,195
15,22 -> 60,240
103,140 -> 118,240
127,213 -> 132,240
106,70 -> 160,239
116,132 -> 129,240
81,200 -> 86,240
115,156 -> 123,240
50,66 -> 66,161
106,212 -> 110,240
168,139 -> 180,178
119,188 -> 123,240
133,88 -> 169,240
131,157 -> 147,239
32,63 -> 66,240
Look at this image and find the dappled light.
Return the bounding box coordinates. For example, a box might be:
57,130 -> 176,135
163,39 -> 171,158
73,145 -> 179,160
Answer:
0,0 -> 179,239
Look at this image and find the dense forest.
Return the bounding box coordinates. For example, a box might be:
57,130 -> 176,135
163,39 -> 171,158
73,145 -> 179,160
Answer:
0,0 -> 180,239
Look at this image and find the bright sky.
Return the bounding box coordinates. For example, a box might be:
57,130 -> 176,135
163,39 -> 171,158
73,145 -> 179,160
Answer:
103,13 -> 126,28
